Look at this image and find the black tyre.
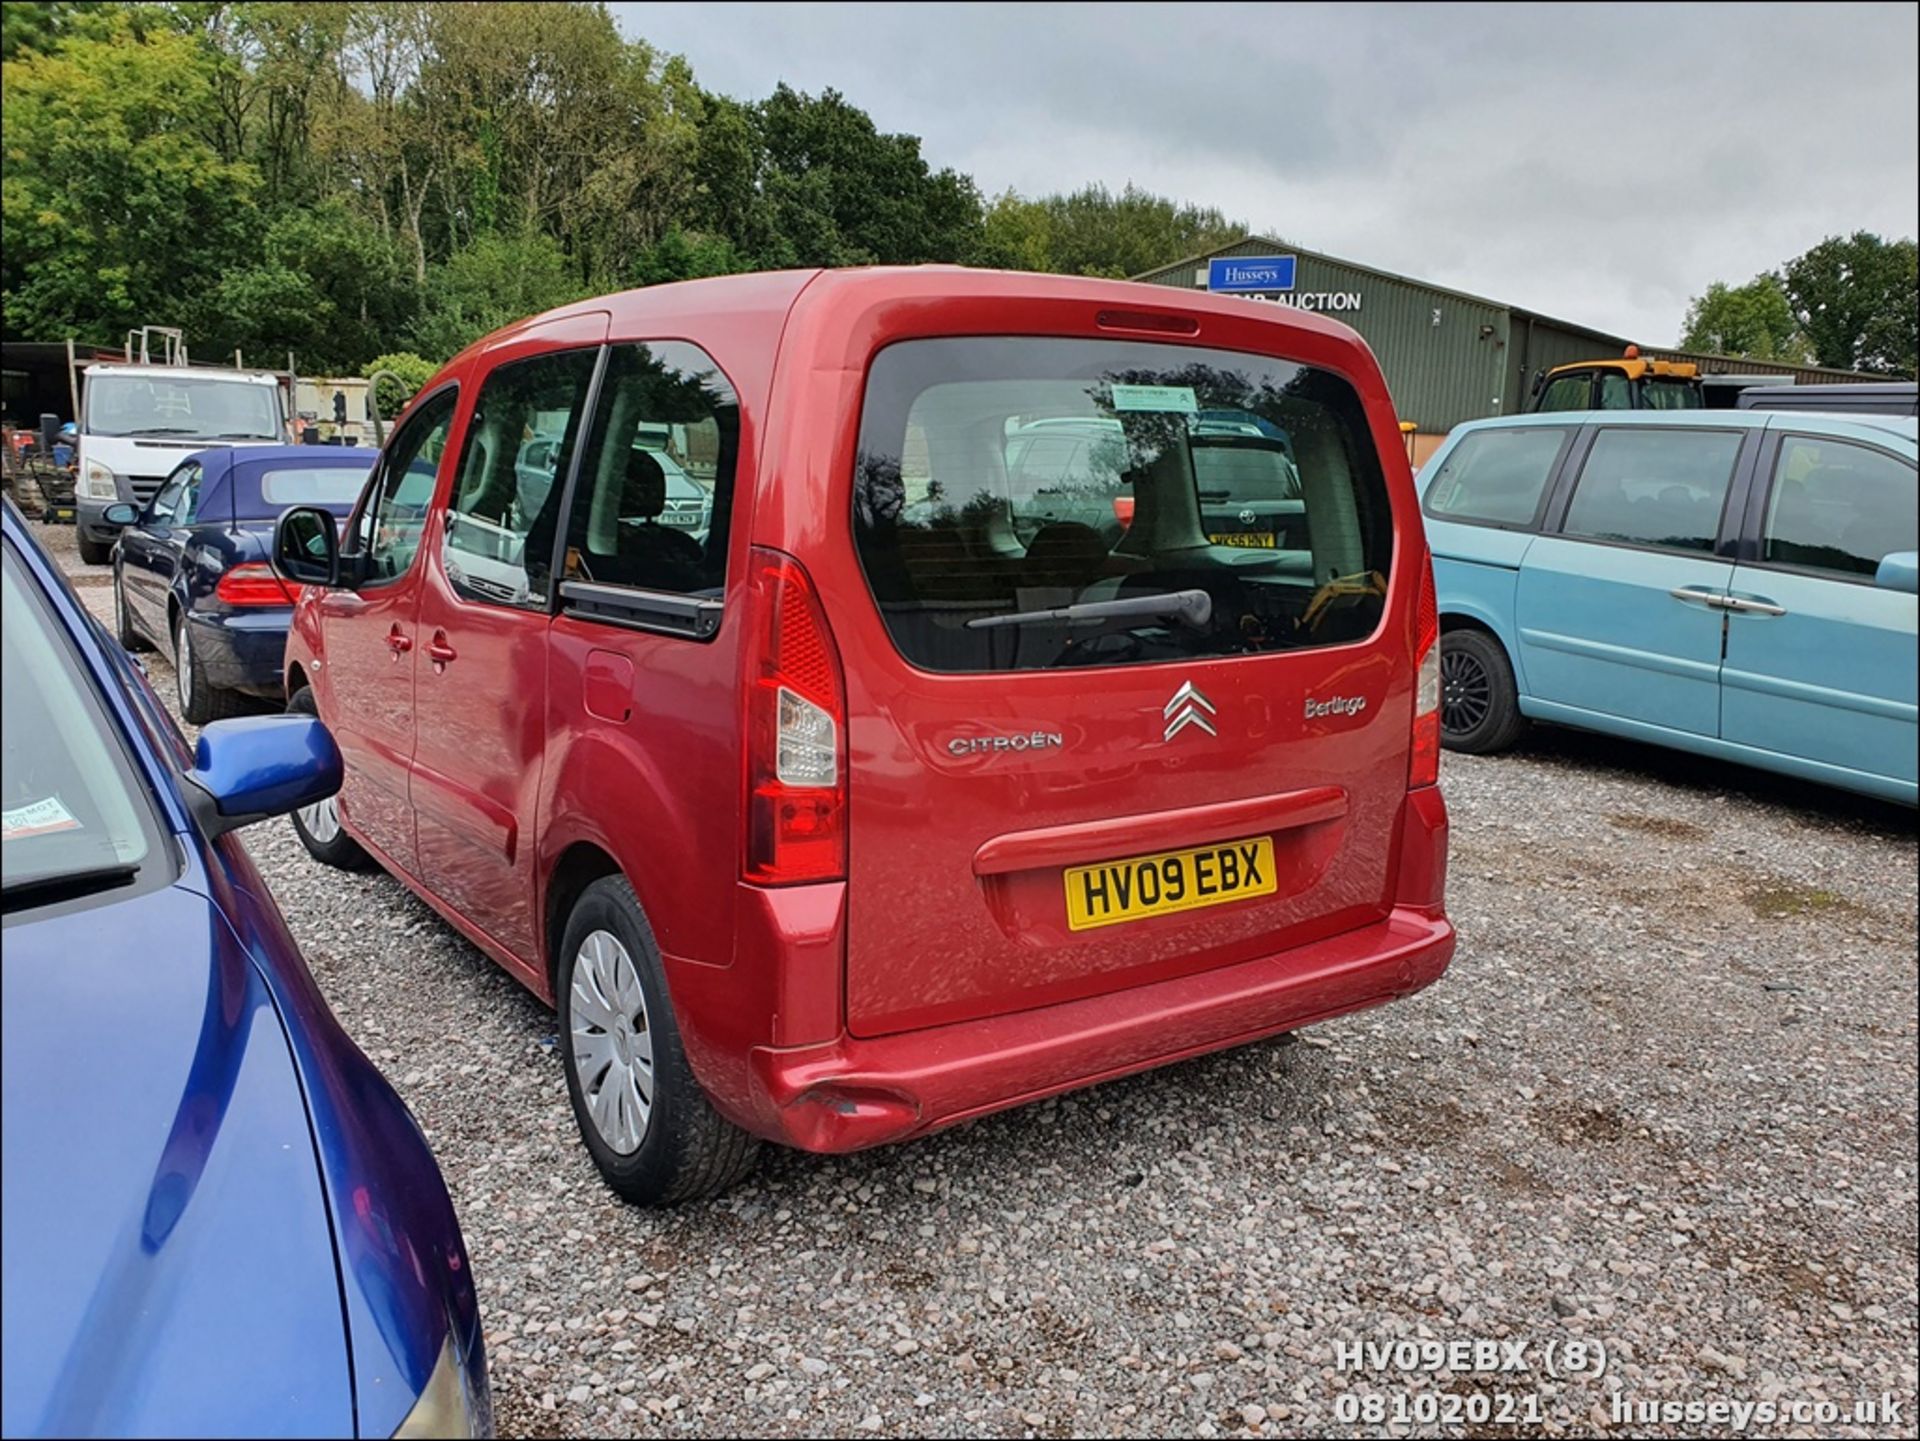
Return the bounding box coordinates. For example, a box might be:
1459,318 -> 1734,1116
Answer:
286,686 -> 373,869
173,610 -> 245,725
558,875 -> 761,1205
1439,627 -> 1527,755
78,531 -> 113,566
113,566 -> 151,652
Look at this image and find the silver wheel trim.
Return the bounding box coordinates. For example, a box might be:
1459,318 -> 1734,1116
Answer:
569,929 -> 655,1155
298,793 -> 342,843
174,619 -> 191,707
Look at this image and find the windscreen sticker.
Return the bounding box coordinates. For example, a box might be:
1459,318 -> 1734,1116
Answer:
1109,384 -> 1198,414
3,795 -> 83,842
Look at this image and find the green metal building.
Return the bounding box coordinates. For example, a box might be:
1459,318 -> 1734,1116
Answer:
1133,235 -> 1632,445
1132,236 -> 1881,459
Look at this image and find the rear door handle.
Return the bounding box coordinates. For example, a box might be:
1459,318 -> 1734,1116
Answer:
426,631 -> 457,667
1668,585 -> 1728,608
386,625 -> 413,656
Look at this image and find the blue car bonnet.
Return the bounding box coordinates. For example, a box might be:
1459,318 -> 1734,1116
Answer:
0,881 -> 353,1437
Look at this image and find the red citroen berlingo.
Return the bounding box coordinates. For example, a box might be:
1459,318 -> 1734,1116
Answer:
274,267 -> 1454,1204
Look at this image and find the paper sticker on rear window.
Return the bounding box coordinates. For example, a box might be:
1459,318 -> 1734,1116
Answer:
1109,384 -> 1197,414
3,795 -> 83,841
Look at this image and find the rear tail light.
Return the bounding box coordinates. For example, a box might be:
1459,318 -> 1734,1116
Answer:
1112,495 -> 1136,526
744,548 -> 847,885
1410,555 -> 1441,788
216,562 -> 301,607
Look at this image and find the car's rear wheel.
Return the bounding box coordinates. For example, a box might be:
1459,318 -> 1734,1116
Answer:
286,686 -> 373,869
173,611 -> 244,725
78,532 -> 112,566
558,875 -> 760,1206
1439,627 -> 1527,754
113,566 -> 151,652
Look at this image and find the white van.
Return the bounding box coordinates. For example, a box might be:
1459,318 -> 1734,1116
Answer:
74,364 -> 288,563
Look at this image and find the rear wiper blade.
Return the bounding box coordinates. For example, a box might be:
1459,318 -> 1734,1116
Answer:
967,588 -> 1212,631
1,861 -> 140,912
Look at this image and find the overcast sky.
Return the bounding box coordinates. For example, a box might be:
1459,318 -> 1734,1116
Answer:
610,2 -> 1918,344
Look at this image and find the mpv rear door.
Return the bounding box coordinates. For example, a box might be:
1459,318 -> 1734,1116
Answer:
838,333 -> 1419,1038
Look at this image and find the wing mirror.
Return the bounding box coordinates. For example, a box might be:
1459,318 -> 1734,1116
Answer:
101,502 -> 140,527
182,715 -> 342,839
1874,550 -> 1918,594
274,505 -> 341,588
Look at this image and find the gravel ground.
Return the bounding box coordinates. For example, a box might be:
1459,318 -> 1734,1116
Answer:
37,519 -> 1919,1438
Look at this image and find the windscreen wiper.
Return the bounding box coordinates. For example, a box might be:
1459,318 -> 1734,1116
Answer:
967,588 -> 1212,631
1,861 -> 140,913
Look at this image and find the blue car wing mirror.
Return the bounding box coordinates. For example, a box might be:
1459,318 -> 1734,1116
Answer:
1874,550 -> 1919,594
183,716 -> 343,839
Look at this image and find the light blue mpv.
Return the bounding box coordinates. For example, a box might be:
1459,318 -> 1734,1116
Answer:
1414,409 -> 1917,805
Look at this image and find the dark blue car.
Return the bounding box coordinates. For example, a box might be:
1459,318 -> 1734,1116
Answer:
1,498 -> 490,1437
104,446 -> 374,722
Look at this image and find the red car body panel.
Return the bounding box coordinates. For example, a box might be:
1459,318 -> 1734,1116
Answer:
285,267 -> 1454,1153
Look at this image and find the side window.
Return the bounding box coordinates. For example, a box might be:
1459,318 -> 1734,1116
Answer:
1597,372 -> 1632,410
442,348 -> 597,608
146,464 -> 192,524
1537,374 -> 1592,412
563,342 -> 739,602
1561,427 -> 1743,553
1762,435 -> 1918,579
355,387 -> 460,585
175,463 -> 205,525
1424,427 -> 1566,526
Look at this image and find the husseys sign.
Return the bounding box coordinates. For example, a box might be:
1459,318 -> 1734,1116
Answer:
1205,254 -> 1363,313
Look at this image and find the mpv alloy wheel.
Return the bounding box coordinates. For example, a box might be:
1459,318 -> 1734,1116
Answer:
175,615 -> 194,712
1436,629 -> 1526,755
1440,645 -> 1491,736
568,929 -> 655,1155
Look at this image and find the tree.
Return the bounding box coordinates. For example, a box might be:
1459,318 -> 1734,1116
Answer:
363,350 -> 437,414
1780,232 -> 1919,376
0,0 -> 111,61
751,84 -> 984,268
1,14 -> 262,341
977,183 -> 1248,279
209,201 -> 417,370
1678,276 -> 1809,362
407,230 -> 593,359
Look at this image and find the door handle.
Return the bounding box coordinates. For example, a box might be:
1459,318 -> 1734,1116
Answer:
1668,586 -> 1727,608
386,626 -> 413,657
426,631 -> 457,667
1724,594 -> 1787,617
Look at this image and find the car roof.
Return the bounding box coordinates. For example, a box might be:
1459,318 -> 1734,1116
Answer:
179,445 -> 375,480
1445,409 -> 1918,445
444,265 -> 1384,379
83,364 -> 280,384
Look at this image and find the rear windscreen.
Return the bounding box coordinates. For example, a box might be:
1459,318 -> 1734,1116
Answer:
258,464 -> 374,511
853,337 -> 1394,673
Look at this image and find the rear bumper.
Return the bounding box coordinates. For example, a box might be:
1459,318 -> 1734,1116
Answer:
185,609 -> 292,696
740,902 -> 1453,1153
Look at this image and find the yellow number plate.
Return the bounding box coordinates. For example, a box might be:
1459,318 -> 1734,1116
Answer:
1064,836 -> 1277,932
1209,531 -> 1276,548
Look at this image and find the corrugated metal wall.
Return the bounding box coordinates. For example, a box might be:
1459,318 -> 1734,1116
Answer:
1504,313 -> 1634,412
1133,240 -> 1890,428
1136,242 -> 1514,430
